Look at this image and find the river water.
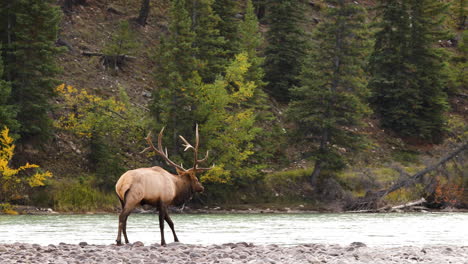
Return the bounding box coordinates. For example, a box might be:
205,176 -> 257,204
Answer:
0,213 -> 467,247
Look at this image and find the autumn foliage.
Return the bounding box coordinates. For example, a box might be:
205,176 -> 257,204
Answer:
433,177 -> 464,207
0,127 -> 52,204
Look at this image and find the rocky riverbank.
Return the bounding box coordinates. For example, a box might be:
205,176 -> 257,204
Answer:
0,242 -> 466,264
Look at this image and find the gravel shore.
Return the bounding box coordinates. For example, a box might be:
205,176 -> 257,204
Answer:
0,242 -> 466,264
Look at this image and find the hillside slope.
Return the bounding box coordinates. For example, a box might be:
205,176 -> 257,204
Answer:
15,0 -> 468,211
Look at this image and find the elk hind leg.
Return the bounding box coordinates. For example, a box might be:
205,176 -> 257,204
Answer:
122,214 -> 130,244
116,195 -> 137,245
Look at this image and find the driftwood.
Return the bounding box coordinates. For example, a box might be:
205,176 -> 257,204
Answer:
387,198 -> 426,210
81,51 -> 136,70
348,198 -> 427,213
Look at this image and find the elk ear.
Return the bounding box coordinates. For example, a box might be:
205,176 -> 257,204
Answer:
175,168 -> 186,177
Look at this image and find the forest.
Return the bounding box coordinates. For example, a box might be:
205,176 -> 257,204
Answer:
0,0 -> 466,213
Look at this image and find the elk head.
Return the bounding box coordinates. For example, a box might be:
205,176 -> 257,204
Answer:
142,124 -> 213,193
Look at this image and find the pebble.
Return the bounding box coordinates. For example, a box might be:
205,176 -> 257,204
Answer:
78,242 -> 88,247
132,241 -> 144,247
0,243 -> 465,264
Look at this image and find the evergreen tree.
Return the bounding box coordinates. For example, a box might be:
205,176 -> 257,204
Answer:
239,0 -> 265,89
288,0 -> 370,186
452,0 -> 466,30
102,20 -> 139,70
0,0 -> 62,141
104,21 -> 138,57
263,0 -> 307,102
151,0 -> 200,154
238,0 -> 280,165
212,0 -> 241,60
369,0 -> 449,142
188,0 -> 227,83
88,132 -> 125,191
0,44 -> 18,132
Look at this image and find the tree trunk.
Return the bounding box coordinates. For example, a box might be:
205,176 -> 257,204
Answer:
6,4 -> 12,82
63,0 -> 74,13
310,160 -> 322,187
310,3 -> 344,188
62,0 -> 87,13
136,0 -> 151,26
310,128 -> 329,187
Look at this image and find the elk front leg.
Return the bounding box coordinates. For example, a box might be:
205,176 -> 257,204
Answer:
164,212 -> 179,242
158,203 -> 167,246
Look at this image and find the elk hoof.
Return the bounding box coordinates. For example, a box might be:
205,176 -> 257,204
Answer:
116,240 -> 122,246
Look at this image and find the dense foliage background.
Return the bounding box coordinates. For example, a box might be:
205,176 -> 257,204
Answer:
0,0 -> 466,212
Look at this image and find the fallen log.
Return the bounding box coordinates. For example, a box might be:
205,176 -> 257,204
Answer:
81,51 -> 136,60
375,143 -> 467,200
81,51 -> 136,70
347,142 -> 467,211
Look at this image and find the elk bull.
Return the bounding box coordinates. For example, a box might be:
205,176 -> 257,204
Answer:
115,125 -> 212,245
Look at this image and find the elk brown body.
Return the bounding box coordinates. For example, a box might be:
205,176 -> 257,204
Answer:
115,126 -> 212,246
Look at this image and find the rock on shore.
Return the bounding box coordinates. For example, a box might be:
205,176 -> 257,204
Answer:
0,242 -> 466,264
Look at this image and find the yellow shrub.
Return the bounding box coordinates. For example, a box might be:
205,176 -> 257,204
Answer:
0,127 -> 52,203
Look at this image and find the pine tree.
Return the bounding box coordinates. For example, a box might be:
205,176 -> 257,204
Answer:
238,0 -> 280,165
453,0 -> 466,30
0,0 -> 62,141
151,0 -> 200,154
104,21 -> 138,57
288,0 -> 370,186
188,0 -> 227,83
369,0 -> 449,142
212,0 -> 241,60
0,44 -> 18,132
263,0 -> 307,102
102,20 -> 139,70
239,0 -> 265,89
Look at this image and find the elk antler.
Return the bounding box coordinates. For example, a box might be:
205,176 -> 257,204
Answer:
141,127 -> 186,172
178,124 -> 212,171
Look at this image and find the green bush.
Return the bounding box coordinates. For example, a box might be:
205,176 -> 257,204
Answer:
384,184 -> 426,205
51,176 -> 118,212
264,168 -> 313,202
391,149 -> 420,164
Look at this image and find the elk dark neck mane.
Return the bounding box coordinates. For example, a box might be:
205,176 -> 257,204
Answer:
172,176 -> 194,206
